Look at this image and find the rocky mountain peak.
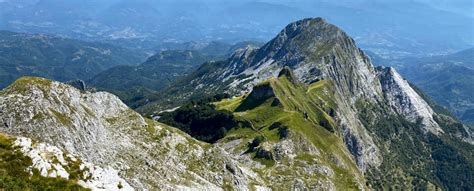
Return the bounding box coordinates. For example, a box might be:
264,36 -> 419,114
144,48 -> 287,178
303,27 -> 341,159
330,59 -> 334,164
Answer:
151,17 -> 461,176
1,16 -> 473,190
253,17 -> 357,67
205,17 -> 375,97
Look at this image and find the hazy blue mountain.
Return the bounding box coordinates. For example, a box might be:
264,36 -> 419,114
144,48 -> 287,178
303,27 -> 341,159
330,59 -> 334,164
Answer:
0,30 -> 146,88
414,0 -> 474,17
1,0 -> 472,56
88,50 -> 218,105
154,41 -> 263,56
370,48 -> 474,124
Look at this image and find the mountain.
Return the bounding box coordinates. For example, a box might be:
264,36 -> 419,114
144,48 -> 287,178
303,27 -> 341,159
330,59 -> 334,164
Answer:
370,48 -> 474,124
294,0 -> 474,57
88,50 -> 219,105
141,17 -> 473,190
0,30 -> 146,89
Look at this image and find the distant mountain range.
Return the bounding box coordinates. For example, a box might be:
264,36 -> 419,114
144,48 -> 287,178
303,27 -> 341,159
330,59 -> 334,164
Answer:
88,50 -> 218,105
1,0 -> 472,56
88,41 -> 261,105
369,48 -> 474,124
0,30 -> 147,88
0,29 -> 261,96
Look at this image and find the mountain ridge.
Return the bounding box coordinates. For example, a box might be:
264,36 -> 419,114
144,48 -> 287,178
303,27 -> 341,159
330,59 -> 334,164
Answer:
0,75 -> 370,190
0,76 -> 257,190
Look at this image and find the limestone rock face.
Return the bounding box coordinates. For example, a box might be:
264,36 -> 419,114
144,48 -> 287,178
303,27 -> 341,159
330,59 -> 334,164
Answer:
0,77 -> 260,190
13,137 -> 133,191
377,67 -> 443,134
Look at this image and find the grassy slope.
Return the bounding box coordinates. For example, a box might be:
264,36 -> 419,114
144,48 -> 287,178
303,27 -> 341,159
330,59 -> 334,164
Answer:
215,76 -> 364,190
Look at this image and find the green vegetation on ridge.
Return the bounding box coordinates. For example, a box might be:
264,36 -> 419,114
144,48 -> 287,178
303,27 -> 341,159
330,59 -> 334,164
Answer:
0,134 -> 87,190
158,94 -> 241,143
155,68 -> 365,189
213,74 -> 364,190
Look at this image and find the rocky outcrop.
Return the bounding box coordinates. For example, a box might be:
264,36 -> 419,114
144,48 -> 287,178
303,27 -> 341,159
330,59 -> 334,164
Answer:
377,67 -> 443,134
13,137 -> 133,191
0,77 -> 261,190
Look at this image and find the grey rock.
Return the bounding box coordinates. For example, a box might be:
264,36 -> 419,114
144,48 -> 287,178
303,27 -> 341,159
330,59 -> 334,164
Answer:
0,77 -> 258,190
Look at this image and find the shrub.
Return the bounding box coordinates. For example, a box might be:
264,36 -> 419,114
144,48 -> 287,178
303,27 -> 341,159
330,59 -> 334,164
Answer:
158,95 -> 237,143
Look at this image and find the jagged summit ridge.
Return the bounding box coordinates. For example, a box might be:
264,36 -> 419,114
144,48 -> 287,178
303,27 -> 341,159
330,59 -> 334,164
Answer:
253,17 -> 348,64
185,17 -> 381,102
